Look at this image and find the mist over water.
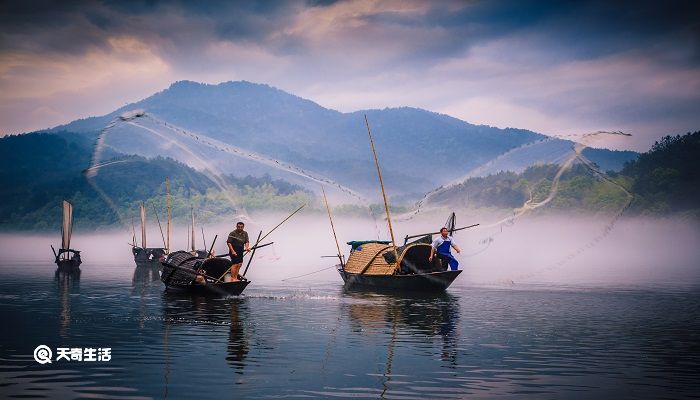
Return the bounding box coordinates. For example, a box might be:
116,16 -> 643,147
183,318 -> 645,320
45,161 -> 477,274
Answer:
3,212 -> 698,289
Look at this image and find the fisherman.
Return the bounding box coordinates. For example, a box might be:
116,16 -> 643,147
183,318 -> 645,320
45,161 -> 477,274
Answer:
428,227 -> 461,271
226,221 -> 250,282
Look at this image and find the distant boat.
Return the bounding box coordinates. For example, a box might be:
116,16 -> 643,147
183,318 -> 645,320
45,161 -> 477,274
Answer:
131,178 -> 170,268
331,117 -> 475,292
52,200 -> 81,270
132,202 -> 167,268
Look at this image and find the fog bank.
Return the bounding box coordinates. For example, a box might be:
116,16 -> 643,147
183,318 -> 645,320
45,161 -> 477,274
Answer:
1,211 -> 698,289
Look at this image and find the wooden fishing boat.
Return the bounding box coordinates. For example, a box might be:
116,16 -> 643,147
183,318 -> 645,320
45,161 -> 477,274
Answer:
52,200 -> 81,270
159,203 -> 301,296
325,117 -> 476,292
133,246 -> 166,268
131,181 -> 169,268
160,251 -> 251,296
336,232 -> 463,292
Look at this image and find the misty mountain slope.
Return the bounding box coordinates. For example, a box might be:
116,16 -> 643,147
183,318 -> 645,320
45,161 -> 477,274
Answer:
46,80 -> 636,196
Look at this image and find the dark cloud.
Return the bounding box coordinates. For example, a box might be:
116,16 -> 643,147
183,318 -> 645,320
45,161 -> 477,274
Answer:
1,0 -> 698,145
1,0 -> 697,65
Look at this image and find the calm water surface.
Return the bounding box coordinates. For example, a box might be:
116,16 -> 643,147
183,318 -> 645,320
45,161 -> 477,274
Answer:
0,263 -> 698,399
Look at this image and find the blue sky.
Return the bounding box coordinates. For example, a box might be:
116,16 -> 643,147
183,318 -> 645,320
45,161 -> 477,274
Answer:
1,0 -> 698,150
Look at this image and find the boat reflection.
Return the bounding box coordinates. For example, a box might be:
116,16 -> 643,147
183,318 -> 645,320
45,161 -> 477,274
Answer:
161,295 -> 251,372
54,268 -> 80,338
132,264 -> 161,330
132,264 -> 161,293
342,289 -> 460,365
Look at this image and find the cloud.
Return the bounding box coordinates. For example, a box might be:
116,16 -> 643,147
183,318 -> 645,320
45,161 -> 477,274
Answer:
0,0 -> 698,150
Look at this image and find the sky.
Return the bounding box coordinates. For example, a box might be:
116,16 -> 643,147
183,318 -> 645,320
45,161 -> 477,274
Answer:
1,0 -> 698,151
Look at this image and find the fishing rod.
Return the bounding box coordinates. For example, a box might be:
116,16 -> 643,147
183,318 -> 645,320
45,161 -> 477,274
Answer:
403,223 -> 480,242
255,203 -> 306,246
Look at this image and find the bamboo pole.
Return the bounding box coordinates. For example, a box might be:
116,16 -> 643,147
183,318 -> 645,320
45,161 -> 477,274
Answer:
256,203 -> 306,245
364,115 -> 400,269
321,186 -> 344,268
140,202 -> 147,248
152,204 -> 167,250
131,214 -> 137,247
190,207 -> 195,252
166,177 -> 171,253
242,231 -> 262,277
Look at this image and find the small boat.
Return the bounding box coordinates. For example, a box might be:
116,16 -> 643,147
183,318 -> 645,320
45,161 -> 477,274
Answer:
133,246 -> 167,268
52,200 -> 81,270
337,232 -> 463,292
131,184 -> 168,268
325,117 -> 476,292
160,251 -> 250,296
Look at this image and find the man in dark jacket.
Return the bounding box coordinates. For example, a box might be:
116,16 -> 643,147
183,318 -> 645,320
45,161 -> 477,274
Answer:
226,221 -> 250,281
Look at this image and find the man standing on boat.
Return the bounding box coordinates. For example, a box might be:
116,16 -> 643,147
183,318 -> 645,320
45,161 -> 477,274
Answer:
429,227 -> 461,271
227,221 -> 250,282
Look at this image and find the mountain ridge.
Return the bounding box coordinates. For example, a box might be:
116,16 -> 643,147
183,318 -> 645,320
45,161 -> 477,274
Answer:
40,80 -> 636,197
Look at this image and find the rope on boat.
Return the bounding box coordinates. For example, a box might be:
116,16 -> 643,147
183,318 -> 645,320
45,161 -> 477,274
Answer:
281,265 -> 337,281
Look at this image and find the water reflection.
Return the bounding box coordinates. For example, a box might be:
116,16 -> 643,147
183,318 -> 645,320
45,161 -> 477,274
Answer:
132,265 -> 161,330
227,298 -> 250,373
132,264 -> 161,291
342,290 -> 461,365
54,267 -> 80,338
161,295 -> 251,373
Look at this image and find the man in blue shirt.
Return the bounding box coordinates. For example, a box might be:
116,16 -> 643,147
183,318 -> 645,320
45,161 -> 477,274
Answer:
429,227 -> 461,271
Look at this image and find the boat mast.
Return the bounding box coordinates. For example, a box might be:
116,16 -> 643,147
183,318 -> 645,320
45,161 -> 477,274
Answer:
140,202 -> 147,248
131,214 -> 137,247
166,177 -> 171,253
321,186 -> 344,268
190,207 -> 195,252
364,115 -> 400,266
61,200 -> 72,251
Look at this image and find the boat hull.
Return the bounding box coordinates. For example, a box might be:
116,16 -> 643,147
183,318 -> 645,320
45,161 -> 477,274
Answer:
56,259 -> 81,271
164,280 -> 250,296
338,269 -> 461,292
133,247 -> 166,269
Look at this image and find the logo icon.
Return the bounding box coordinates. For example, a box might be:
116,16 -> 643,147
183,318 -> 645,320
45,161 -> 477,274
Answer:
34,345 -> 52,364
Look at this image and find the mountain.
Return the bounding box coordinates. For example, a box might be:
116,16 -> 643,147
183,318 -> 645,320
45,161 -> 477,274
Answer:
47,80 -> 637,197
0,132 -> 311,230
425,131 -> 700,216
0,80 -> 644,230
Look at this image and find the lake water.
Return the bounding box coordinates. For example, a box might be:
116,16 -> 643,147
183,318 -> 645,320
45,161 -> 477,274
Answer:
1,263 -> 699,399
